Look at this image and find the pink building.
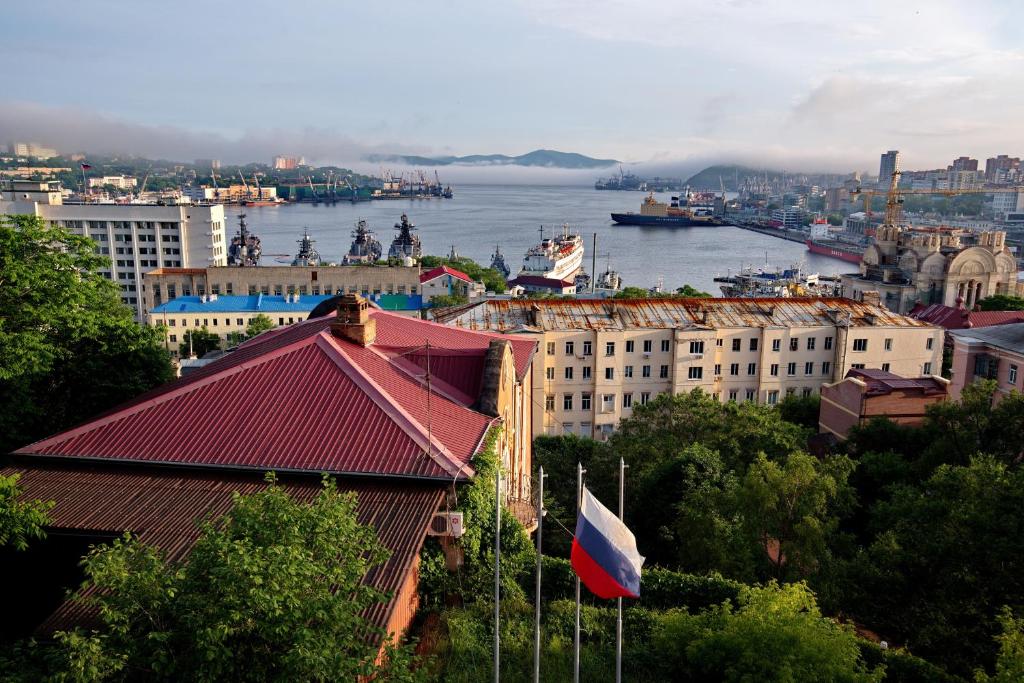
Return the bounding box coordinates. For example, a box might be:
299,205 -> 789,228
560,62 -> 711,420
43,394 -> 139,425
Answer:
949,322 -> 1024,401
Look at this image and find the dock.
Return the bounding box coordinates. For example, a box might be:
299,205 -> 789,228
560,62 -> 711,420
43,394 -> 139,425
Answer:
728,220 -> 808,244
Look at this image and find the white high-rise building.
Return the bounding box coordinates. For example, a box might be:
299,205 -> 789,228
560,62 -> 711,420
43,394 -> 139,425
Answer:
1,180 -> 226,320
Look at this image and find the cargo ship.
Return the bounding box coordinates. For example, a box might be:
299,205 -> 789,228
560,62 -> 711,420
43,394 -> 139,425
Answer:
611,192 -> 724,227
804,238 -> 865,264
519,225 -> 584,280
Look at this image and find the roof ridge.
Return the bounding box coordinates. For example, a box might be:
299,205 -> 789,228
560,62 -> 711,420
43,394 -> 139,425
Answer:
314,333 -> 469,479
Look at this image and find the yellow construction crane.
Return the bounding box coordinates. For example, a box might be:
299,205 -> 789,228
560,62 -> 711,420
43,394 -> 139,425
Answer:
852,170 -> 1021,227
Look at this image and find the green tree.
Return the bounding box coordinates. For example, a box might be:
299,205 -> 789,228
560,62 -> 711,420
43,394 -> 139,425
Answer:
977,295 -> 1024,311
0,215 -> 174,453
244,313 -> 275,338
652,582 -> 882,682
34,475 -> 425,681
419,255 -> 506,293
179,326 -> 221,358
777,393 -> 821,429
977,608 -> 1024,683
429,294 -> 469,308
675,284 -> 712,297
920,380 -> 1024,471
0,473 -> 52,550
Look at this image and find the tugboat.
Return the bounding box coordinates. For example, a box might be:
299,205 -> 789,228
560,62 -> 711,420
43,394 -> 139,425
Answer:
291,229 -> 321,267
490,245 -> 510,279
342,219 -> 383,265
227,213 -> 261,267
387,213 -> 422,261
519,225 -> 584,280
596,267 -> 623,292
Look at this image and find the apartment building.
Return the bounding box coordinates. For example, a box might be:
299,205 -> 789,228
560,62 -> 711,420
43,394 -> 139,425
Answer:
435,298 -> 943,439
1,180 -> 226,319
948,323 -> 1024,402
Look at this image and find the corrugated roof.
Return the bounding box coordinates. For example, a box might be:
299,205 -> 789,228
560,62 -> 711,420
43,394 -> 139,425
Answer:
420,265 -> 472,284
14,309 -> 535,481
434,297 -> 932,332
2,463 -> 443,635
909,303 -> 1024,331
151,294 -> 335,314
846,368 -> 948,396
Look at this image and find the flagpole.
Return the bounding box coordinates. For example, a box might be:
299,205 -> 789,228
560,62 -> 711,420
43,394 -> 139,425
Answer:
494,463 -> 501,683
616,457 -> 626,683
533,466 -> 545,683
573,462 -> 583,683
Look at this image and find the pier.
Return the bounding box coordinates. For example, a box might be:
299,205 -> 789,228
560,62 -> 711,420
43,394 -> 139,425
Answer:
728,220 -> 808,244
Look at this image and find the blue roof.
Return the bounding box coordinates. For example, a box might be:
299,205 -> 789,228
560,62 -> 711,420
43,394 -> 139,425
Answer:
151,294 -> 336,314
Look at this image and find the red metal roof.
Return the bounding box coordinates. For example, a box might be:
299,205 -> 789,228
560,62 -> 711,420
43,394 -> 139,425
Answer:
909,303 -> 1024,330
2,463 -> 443,635
420,265 -> 472,284
13,310 -> 538,481
508,275 -> 575,288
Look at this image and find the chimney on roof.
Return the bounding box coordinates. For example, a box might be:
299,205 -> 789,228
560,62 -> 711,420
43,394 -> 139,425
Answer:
861,290 -> 881,308
330,294 -> 376,346
478,340 -> 512,417
530,303 -> 541,327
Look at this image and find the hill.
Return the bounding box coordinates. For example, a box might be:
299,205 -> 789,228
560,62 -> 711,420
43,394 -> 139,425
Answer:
684,164 -> 788,191
365,149 -> 619,169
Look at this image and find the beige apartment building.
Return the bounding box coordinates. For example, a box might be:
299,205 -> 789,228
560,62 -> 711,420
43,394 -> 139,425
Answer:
436,298 -> 943,439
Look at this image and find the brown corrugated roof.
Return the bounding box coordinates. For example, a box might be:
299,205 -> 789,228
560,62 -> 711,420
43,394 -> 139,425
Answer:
2,462 -> 444,636
435,297 -> 931,332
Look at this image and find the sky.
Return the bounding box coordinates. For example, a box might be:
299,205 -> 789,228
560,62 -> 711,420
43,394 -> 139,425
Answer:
2,0 -> 1022,176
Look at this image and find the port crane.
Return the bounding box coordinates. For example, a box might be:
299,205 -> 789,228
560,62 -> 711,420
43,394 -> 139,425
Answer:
306,175 -> 320,204
237,171 -> 252,201
252,173 -> 264,200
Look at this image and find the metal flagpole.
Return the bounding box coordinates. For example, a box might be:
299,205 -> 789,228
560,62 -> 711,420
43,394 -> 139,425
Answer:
533,466 -> 545,683
573,462 -> 584,683
616,457 -> 626,683
494,464 -> 502,683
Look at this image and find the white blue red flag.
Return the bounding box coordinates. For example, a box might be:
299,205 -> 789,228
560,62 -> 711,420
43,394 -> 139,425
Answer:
571,487 -> 645,599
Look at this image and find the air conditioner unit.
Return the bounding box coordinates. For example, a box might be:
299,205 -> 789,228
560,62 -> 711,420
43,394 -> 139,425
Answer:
427,511 -> 465,538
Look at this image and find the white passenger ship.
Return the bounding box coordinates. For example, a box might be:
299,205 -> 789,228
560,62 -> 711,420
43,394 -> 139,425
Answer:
519,225 -> 584,280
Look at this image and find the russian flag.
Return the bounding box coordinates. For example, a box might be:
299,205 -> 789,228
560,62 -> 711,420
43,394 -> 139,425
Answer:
571,487 -> 645,599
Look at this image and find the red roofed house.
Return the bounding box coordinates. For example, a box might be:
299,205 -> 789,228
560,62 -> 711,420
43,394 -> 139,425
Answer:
818,367 -> 949,440
909,301 -> 1024,332
507,274 -> 577,296
420,265 -> 485,303
3,295 -> 536,646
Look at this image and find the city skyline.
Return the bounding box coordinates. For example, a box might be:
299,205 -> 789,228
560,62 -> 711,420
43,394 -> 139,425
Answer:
2,0 -> 1022,173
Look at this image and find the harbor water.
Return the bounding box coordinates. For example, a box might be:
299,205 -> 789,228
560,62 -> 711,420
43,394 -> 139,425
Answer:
225,184 -> 851,295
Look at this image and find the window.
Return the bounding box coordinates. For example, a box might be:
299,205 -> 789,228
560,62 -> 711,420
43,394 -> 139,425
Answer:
1010,365 -> 1019,385
786,387 -> 796,396
729,363 -> 739,376
602,394 -> 615,412
884,338 -> 893,351
923,362 -> 933,375
563,423 -> 574,435
772,339 -> 781,352
851,363 -> 866,369
582,366 -> 592,380
688,367 -> 703,380
750,338 -> 758,352
824,336 -> 833,350
642,365 -> 651,378
640,392 -> 651,405
546,367 -> 555,380
169,334 -> 177,343
714,363 -> 722,375
807,337 -> 816,350
767,390 -> 779,405
659,365 -> 669,378
643,340 -> 652,353
565,367 -> 574,380
563,394 -> 574,410
716,339 -> 724,347
623,393 -> 633,408
661,339 -> 670,353
168,319 -> 176,327
689,340 -> 704,354
605,367 -> 615,380
803,388 -> 814,398
789,338 -> 799,351
579,422 -> 592,438
805,362 -> 814,375
853,338 -> 868,352
747,362 -> 757,376
881,362 -> 890,372
623,365 -> 633,378
547,342 -> 555,355
625,340 -> 634,353
745,389 -> 756,402
606,342 -> 615,356
582,341 -> 593,356
565,341 -> 574,355
728,389 -> 738,401
926,337 -> 934,351
732,339 -> 741,351
787,362 -> 796,376
545,395 -> 555,411
236,318 -> 243,326
822,361 -> 832,375
770,363 -> 779,376
581,393 -> 592,410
